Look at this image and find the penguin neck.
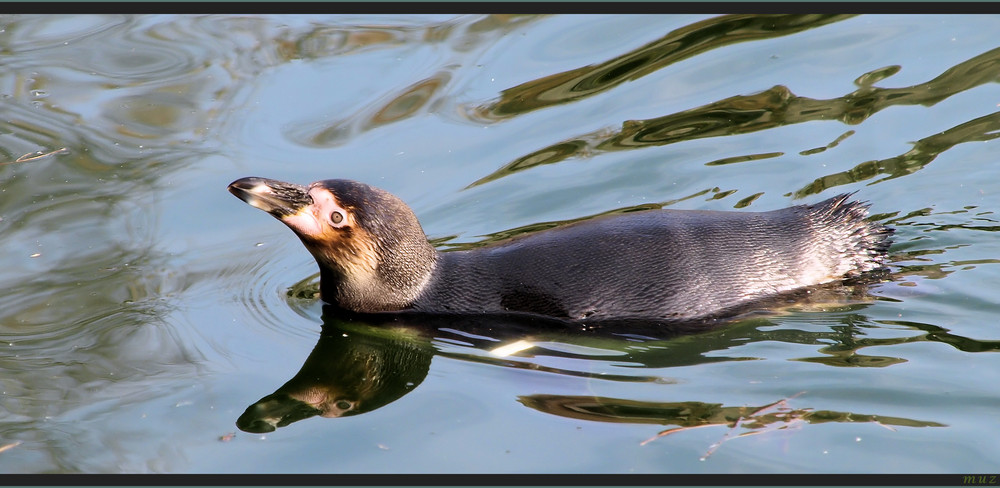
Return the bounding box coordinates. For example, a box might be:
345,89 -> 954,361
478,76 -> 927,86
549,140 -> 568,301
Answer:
317,242 -> 438,313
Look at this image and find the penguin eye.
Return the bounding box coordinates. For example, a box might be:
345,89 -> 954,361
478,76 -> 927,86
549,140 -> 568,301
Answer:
330,211 -> 345,225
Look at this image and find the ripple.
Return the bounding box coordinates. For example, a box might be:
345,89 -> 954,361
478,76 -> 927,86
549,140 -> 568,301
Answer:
73,39 -> 200,82
4,16 -> 207,82
1,15 -> 128,52
0,259 -> 201,424
101,92 -> 199,139
201,239 -> 322,342
287,71 -> 453,148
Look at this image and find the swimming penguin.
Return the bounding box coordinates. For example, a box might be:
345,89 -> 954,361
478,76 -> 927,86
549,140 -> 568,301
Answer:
228,177 -> 892,324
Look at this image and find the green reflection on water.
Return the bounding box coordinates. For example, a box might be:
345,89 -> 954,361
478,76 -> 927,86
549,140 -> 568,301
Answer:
519,392 -> 945,460
472,14 -> 854,121
468,46 -> 1000,193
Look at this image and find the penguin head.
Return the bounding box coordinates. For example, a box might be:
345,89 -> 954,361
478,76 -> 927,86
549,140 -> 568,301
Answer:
228,177 -> 436,312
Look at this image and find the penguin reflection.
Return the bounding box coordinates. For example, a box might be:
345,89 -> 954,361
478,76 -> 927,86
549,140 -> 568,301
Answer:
238,283 -> 886,434
237,307 -> 606,433
236,315 -> 433,434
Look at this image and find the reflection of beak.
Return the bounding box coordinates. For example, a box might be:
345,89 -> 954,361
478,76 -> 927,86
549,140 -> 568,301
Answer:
228,177 -> 312,219
235,393 -> 323,434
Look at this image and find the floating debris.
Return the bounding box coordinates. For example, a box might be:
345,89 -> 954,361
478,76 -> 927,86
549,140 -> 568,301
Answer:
641,391 -> 810,461
1,147 -> 68,166
0,441 -> 22,454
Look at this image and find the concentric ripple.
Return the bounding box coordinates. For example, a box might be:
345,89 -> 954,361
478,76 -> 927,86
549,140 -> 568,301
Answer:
206,238 -> 323,342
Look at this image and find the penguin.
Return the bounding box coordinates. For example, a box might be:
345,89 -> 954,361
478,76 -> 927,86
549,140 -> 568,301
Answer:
228,177 -> 892,325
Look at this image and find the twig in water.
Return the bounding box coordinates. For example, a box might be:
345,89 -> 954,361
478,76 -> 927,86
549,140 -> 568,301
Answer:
0,441 -> 22,454
0,147 -> 68,166
641,391 -> 811,461
640,423 -> 719,446
700,391 -> 808,460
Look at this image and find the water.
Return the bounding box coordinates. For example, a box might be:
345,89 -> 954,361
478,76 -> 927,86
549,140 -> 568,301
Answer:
1,13 -> 999,473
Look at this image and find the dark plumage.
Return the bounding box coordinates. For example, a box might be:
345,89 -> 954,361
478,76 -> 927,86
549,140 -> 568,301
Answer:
228,177 -> 892,325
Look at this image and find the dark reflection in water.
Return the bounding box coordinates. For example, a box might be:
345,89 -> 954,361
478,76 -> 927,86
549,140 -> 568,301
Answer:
298,71 -> 453,147
237,318 -> 434,433
467,14 -> 854,121
519,393 -> 944,459
469,47 -> 1000,191
793,109 -> 1000,198
237,265 -> 989,433
285,14 -> 541,147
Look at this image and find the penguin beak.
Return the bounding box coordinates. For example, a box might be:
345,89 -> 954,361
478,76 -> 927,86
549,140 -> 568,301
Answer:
228,177 -> 312,219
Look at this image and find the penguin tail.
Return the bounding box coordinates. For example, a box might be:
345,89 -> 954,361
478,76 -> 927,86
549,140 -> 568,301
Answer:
808,193 -> 894,276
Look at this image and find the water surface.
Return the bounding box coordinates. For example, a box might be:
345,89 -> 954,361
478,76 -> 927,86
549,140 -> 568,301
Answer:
1,13 -> 999,473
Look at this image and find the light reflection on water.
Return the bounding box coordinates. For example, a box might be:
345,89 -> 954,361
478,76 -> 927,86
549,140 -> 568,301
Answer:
0,13 -> 999,473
